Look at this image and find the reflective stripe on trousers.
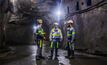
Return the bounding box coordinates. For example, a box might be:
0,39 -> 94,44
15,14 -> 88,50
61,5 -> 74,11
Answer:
40,40 -> 43,48
50,42 -> 59,49
36,40 -> 43,56
37,40 -> 43,48
67,42 -> 74,50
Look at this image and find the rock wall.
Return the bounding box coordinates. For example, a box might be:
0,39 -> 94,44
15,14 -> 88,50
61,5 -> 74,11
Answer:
0,0 -> 38,45
81,5 -> 107,53
75,0 -> 107,54
63,0 -> 107,54
5,24 -> 34,45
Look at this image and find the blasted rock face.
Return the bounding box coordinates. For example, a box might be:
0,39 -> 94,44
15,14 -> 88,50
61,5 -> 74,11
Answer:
9,0 -> 39,24
4,0 -> 40,45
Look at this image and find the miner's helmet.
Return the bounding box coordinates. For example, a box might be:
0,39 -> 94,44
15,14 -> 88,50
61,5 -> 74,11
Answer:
67,20 -> 74,24
54,22 -> 59,26
37,19 -> 43,24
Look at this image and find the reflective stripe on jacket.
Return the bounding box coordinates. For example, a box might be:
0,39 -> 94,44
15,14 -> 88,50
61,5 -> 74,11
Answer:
35,27 -> 45,39
67,27 -> 75,42
50,28 -> 62,41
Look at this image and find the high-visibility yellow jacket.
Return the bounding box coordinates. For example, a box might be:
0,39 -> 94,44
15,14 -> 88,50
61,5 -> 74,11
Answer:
67,27 -> 76,42
35,27 -> 45,40
49,27 -> 62,41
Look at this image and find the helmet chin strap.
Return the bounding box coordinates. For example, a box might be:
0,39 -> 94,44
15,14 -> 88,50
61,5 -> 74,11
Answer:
55,26 -> 58,29
38,25 -> 42,28
67,24 -> 72,27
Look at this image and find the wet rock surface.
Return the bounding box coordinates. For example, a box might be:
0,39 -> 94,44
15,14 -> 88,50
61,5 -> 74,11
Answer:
0,43 -> 107,65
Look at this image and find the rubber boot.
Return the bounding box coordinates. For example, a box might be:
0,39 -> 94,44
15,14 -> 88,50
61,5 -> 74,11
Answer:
55,48 -> 58,60
65,48 -> 71,58
36,44 -> 40,60
39,48 -> 45,59
71,50 -> 74,59
49,49 -> 53,60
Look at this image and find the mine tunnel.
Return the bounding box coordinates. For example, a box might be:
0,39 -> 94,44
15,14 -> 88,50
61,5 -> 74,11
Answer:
0,0 -> 107,65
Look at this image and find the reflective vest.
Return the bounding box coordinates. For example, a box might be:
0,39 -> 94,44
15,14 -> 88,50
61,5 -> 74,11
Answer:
35,27 -> 45,39
67,27 -> 75,41
50,28 -> 62,41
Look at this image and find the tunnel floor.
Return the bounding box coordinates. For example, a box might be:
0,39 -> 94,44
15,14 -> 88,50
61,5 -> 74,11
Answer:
0,42 -> 107,65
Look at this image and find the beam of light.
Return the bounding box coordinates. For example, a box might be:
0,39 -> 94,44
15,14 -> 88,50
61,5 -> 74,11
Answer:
54,6 -> 64,22
51,0 -> 65,23
55,9 -> 62,17
53,0 -> 64,22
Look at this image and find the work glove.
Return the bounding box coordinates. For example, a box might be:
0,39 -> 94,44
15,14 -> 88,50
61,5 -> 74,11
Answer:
50,38 -> 52,41
60,38 -> 62,42
43,37 -> 46,40
64,44 -> 68,50
59,41 -> 62,48
71,41 -> 73,43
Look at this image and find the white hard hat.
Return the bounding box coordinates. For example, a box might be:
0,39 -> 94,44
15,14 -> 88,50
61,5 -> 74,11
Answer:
67,20 -> 74,24
54,22 -> 59,26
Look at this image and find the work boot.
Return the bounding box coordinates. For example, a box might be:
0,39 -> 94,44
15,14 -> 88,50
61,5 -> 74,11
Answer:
48,49 -> 53,60
68,55 -> 74,59
71,50 -> 75,59
48,56 -> 52,60
54,56 -> 58,60
66,49 -> 71,58
55,49 -> 58,56
65,56 -> 69,58
65,48 -> 71,58
36,55 -> 40,60
55,48 -> 58,60
39,55 -> 45,59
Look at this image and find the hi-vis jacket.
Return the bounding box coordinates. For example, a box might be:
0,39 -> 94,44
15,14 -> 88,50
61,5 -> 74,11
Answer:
35,27 -> 45,40
67,27 -> 76,42
49,28 -> 63,41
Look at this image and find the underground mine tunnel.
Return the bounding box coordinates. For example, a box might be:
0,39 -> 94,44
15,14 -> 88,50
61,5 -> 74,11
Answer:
0,0 -> 107,65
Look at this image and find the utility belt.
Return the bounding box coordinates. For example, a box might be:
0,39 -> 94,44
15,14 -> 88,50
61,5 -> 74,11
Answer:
36,35 -> 44,40
67,37 -> 72,41
67,37 -> 76,42
52,37 -> 60,42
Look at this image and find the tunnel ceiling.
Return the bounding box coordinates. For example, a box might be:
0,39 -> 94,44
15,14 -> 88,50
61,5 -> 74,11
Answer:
35,0 -> 58,24
0,0 -> 59,25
